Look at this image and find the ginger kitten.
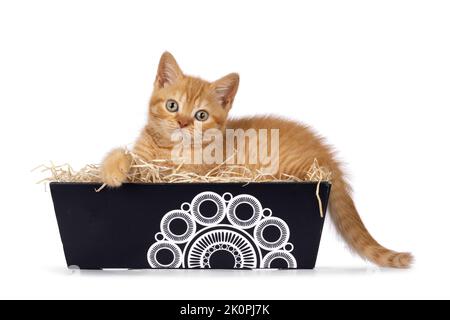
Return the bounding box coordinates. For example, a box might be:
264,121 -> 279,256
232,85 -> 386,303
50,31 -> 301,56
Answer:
101,52 -> 412,268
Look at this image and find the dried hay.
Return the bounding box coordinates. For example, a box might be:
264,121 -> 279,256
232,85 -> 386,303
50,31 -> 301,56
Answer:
34,152 -> 332,187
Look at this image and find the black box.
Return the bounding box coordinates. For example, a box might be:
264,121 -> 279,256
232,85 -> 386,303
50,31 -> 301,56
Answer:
50,182 -> 331,270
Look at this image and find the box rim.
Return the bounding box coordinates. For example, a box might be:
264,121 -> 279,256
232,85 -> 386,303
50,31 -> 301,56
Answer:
49,181 -> 331,187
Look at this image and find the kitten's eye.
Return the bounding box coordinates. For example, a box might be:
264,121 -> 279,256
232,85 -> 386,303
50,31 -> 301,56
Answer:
195,110 -> 209,121
166,99 -> 179,112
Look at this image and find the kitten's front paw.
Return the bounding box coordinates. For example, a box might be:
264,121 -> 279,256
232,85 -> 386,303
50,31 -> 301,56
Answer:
100,148 -> 132,187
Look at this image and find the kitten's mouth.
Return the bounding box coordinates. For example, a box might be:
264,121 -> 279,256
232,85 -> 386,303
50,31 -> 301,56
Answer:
172,127 -> 191,136
169,128 -> 210,148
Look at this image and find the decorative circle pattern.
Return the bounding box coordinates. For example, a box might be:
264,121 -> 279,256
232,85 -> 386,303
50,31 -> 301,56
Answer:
254,217 -> 289,251
154,232 -> 164,241
227,194 -> 263,229
222,192 -> 233,202
184,226 -> 260,269
147,191 -> 298,269
181,202 -> 191,211
262,251 -> 297,269
262,208 -> 272,217
147,241 -> 182,268
160,210 -> 196,243
190,191 -> 226,226
284,242 -> 294,253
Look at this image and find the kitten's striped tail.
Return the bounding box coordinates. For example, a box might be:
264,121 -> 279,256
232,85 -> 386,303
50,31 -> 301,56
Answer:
329,171 -> 413,268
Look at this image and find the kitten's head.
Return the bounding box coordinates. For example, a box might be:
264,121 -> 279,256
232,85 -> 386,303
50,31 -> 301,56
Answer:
146,52 -> 239,147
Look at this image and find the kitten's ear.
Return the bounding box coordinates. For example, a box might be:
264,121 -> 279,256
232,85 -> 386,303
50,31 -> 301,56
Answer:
211,73 -> 240,110
155,51 -> 183,88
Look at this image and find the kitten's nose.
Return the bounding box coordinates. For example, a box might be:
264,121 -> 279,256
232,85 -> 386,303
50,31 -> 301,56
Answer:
177,120 -> 189,128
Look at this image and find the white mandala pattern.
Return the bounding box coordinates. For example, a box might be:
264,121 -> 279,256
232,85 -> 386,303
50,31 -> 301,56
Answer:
147,191 -> 298,269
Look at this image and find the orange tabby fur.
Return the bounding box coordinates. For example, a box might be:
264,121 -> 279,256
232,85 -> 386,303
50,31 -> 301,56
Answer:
101,52 -> 412,268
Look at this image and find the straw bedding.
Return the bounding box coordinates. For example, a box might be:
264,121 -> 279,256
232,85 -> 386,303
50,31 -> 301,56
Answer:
35,151 -> 332,188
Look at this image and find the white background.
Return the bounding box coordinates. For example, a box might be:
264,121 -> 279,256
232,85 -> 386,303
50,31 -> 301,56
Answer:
0,0 -> 449,300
